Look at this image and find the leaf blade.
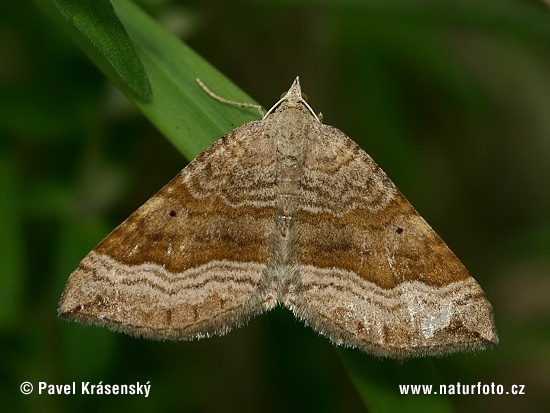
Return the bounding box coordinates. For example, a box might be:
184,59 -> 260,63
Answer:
53,0 -> 152,101
111,0 -> 261,159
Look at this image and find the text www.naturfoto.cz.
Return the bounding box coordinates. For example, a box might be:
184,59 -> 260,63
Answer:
399,382 -> 525,395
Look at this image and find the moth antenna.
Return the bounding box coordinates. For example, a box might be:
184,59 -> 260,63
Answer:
196,78 -> 265,117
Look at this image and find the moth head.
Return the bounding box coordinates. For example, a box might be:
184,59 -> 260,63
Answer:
264,76 -> 320,122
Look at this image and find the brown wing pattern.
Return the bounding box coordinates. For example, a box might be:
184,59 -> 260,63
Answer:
285,125 -> 497,358
59,122 -> 280,340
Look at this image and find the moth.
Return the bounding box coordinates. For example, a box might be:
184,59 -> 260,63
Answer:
59,77 -> 497,358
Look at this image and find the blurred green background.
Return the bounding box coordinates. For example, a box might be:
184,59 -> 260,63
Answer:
1,0 -> 549,412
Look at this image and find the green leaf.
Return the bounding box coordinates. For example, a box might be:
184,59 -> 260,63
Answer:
38,0 -> 262,159
110,0 -> 260,159
36,0 -> 152,102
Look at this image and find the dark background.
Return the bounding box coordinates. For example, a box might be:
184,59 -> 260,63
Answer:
1,0 -> 549,412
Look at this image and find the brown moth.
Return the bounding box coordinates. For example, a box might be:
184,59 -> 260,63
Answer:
59,77 -> 497,358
